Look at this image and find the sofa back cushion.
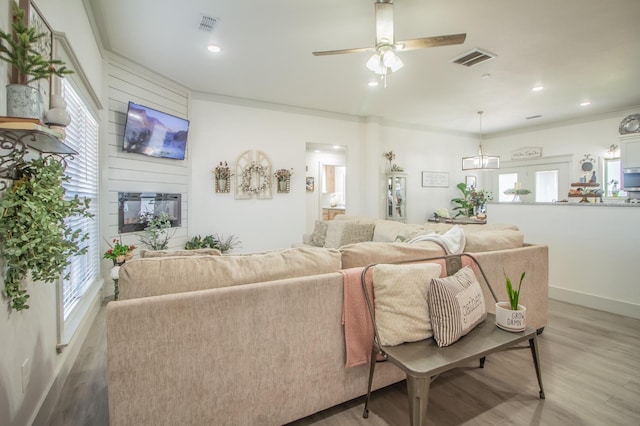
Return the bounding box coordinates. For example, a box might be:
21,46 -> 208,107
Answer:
119,246 -> 342,299
139,248 -> 222,258
340,241 -> 446,269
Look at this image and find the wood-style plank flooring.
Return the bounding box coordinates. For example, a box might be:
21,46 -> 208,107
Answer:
48,299 -> 640,425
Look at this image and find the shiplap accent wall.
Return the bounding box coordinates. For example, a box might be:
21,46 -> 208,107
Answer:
103,53 -> 191,256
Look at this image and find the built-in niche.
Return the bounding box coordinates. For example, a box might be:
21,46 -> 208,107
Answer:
118,192 -> 181,233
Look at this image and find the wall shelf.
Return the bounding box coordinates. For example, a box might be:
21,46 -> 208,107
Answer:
0,121 -> 77,188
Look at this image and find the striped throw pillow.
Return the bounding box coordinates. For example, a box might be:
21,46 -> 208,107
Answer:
428,266 -> 487,347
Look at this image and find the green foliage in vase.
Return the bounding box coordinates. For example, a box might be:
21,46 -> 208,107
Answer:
506,271 -> 526,310
0,157 -> 92,311
451,182 -> 474,217
0,3 -> 74,85
138,212 -> 175,251
184,233 -> 241,254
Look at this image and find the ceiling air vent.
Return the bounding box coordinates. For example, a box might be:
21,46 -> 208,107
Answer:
450,48 -> 496,67
199,15 -> 218,32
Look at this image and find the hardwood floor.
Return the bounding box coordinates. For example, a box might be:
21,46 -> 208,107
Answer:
48,299 -> 640,425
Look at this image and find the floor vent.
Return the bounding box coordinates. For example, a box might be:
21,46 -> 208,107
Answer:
450,48 -> 496,67
199,15 -> 218,32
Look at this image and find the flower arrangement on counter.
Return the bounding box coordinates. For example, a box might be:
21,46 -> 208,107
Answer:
504,188 -> 531,195
433,208 -> 450,219
274,168 -> 293,182
383,150 -> 395,162
104,238 -> 135,263
212,161 -> 231,179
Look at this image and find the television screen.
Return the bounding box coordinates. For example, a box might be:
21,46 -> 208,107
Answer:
123,101 -> 190,160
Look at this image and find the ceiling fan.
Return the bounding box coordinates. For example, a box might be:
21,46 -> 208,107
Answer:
312,0 -> 466,85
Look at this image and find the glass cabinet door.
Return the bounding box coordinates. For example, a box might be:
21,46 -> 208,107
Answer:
386,173 -> 407,222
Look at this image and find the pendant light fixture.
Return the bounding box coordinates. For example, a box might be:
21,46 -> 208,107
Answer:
462,111 -> 500,170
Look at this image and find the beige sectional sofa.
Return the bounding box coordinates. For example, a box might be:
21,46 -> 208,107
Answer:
106,225 -> 548,425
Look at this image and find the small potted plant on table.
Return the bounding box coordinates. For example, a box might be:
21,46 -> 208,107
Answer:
496,271 -> 526,332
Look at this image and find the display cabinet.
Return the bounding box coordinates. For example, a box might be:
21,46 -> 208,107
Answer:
386,172 -> 406,222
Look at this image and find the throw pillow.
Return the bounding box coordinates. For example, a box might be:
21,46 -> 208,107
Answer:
339,222 -> 375,246
373,263 -> 442,346
323,221 -> 348,248
428,266 -> 487,347
309,220 -> 329,247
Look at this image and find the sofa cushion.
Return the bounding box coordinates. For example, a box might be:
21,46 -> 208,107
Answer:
428,266 -> 487,347
373,263 -> 442,346
339,222 -> 375,246
119,246 -> 342,299
372,220 -> 421,242
139,248 -> 222,258
340,241 -> 446,269
464,229 -> 524,252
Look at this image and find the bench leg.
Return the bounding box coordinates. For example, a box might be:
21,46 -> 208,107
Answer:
529,336 -> 546,399
363,346 -> 378,418
406,375 -> 430,426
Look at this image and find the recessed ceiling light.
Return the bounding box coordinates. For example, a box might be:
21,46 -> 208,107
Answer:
532,85 -> 544,92
368,80 -> 379,87
580,101 -> 591,107
333,145 -> 341,150
481,73 -> 491,79
207,44 -> 222,53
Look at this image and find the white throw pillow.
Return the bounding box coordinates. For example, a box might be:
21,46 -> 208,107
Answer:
373,263 -> 442,346
323,221 -> 348,248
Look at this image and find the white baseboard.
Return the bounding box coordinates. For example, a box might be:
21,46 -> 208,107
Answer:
549,285 -> 640,320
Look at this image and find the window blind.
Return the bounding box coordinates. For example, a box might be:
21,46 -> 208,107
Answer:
60,79 -> 100,319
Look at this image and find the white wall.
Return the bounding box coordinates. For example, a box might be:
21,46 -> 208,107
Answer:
483,107 -> 640,319
489,203 -> 640,319
188,94 -> 478,253
0,1 -> 104,426
188,95 -> 365,253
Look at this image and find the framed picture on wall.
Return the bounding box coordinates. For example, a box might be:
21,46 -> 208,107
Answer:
25,0 -> 53,111
306,176 -> 314,192
421,171 -> 449,187
465,175 -> 477,189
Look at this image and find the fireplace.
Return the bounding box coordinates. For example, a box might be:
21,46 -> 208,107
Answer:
118,192 -> 182,233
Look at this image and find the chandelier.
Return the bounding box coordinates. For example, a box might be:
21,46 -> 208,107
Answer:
462,111 -> 500,170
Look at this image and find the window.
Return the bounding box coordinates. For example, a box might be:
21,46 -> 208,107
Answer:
498,173 -> 518,202
603,158 -> 626,198
59,78 -> 100,335
535,170 -> 558,202
490,156 -> 571,203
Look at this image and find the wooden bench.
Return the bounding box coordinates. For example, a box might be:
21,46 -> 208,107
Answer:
360,253 -> 545,426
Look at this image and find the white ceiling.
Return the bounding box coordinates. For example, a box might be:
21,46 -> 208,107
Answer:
89,0 -> 640,135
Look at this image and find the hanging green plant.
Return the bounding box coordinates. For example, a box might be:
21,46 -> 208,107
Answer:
0,157 -> 92,311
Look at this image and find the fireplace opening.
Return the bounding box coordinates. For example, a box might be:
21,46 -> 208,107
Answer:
118,192 -> 182,233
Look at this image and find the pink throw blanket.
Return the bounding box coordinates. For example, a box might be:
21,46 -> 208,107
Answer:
341,257 -> 476,368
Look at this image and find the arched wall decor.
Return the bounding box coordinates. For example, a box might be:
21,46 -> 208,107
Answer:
235,150 -> 272,199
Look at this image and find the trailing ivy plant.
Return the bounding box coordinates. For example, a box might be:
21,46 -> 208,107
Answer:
0,157 -> 92,311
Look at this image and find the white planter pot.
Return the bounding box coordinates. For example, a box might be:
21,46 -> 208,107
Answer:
495,302 -> 526,332
6,84 -> 44,120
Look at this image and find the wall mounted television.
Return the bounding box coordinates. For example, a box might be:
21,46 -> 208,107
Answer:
122,101 -> 190,160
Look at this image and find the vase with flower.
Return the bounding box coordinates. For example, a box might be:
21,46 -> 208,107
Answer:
274,168 -> 293,193
212,161 -> 231,193
104,238 -> 136,266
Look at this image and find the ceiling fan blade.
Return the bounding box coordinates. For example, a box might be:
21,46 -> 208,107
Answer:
397,33 -> 467,51
312,46 -> 375,56
375,1 -> 394,45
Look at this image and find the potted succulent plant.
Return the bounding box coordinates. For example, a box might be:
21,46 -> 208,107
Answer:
495,271 -> 527,332
0,3 -> 73,119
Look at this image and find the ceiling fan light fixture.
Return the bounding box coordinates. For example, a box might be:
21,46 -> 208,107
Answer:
383,50 -> 403,72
